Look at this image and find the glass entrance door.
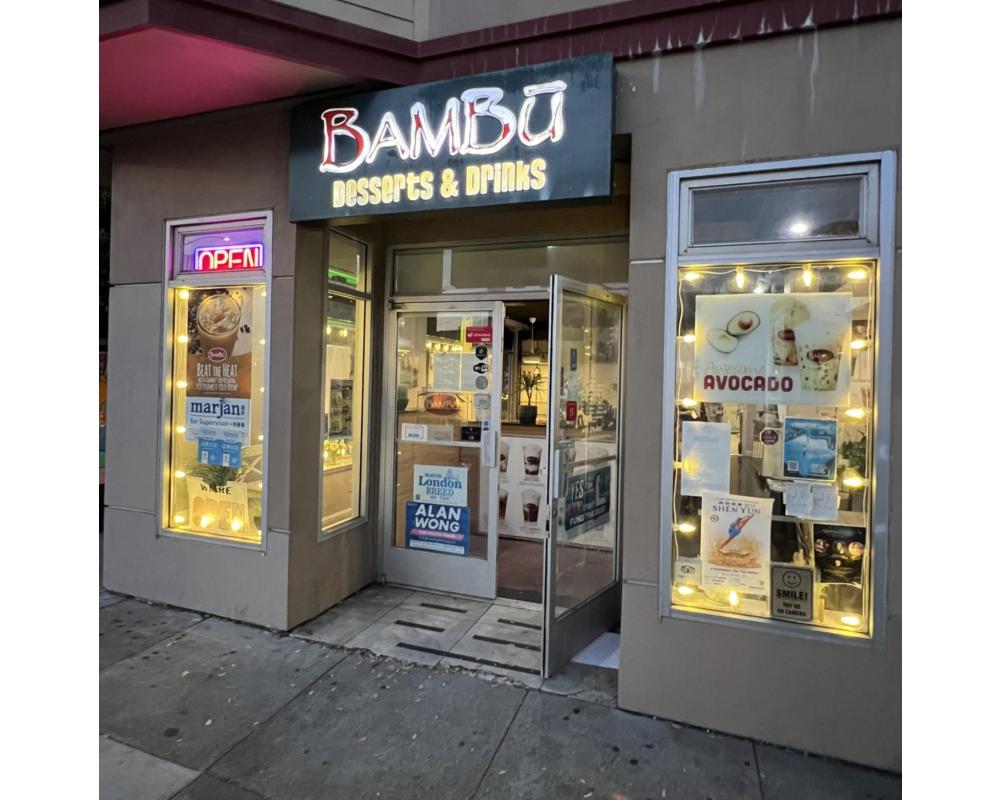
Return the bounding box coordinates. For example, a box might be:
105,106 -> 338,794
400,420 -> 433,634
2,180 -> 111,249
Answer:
543,276 -> 626,676
382,302 -> 504,598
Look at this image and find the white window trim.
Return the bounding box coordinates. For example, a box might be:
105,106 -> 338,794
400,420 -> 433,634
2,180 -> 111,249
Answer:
157,210 -> 274,552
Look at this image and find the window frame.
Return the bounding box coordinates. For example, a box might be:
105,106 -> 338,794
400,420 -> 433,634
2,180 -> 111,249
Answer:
677,161 -> 880,261
318,227 -> 373,540
659,152 -> 896,649
158,210 -> 273,551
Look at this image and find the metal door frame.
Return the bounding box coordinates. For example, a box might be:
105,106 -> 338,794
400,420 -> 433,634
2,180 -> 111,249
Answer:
542,275 -> 628,676
379,299 -> 505,598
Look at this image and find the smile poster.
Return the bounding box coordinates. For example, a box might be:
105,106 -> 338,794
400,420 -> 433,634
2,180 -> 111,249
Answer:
692,293 -> 852,406
700,491 -> 773,594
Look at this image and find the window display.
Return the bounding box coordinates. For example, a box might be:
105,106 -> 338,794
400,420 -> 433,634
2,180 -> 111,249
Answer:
166,284 -> 267,543
669,261 -> 875,635
163,213 -> 270,545
321,231 -> 370,532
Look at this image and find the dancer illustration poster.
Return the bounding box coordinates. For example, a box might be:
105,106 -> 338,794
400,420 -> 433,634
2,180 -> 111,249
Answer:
700,491 -> 773,593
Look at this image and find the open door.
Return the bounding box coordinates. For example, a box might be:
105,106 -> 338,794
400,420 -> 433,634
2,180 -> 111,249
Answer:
543,276 -> 626,677
382,301 -> 505,599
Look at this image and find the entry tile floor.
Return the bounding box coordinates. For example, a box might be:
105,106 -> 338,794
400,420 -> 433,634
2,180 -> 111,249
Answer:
294,584 -> 548,686
99,588 -> 902,800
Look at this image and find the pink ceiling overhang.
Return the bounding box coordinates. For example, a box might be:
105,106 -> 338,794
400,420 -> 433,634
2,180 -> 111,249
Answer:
101,0 -> 901,131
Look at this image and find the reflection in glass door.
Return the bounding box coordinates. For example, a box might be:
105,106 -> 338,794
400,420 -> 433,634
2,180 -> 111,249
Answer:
382,303 -> 504,598
543,276 -> 626,676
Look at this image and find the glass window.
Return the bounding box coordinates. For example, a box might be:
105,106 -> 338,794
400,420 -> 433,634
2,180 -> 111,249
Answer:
393,239 -> 628,295
668,261 -> 876,636
321,232 -> 370,532
689,176 -> 865,246
166,284 -> 267,543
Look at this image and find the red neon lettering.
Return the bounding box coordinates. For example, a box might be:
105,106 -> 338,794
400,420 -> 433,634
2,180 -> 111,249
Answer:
320,108 -> 370,173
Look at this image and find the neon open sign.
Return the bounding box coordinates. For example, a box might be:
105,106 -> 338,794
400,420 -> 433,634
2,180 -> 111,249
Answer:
192,243 -> 264,272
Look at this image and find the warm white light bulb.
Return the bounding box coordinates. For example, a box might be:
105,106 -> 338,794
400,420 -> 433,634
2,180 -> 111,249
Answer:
840,614 -> 861,627
850,339 -> 868,350
847,268 -> 868,281
728,590 -> 740,607
174,470 -> 186,478
178,289 -> 190,300
845,408 -> 866,419
682,272 -> 702,282
177,335 -> 189,344
176,425 -> 186,434
199,515 -> 212,527
789,220 -> 809,235
681,333 -> 696,344
231,518 -> 243,532
173,514 -> 186,524
680,398 -> 697,408
326,326 -> 332,335
842,468 -> 865,489
677,585 -> 695,596
675,522 -> 697,534
802,268 -> 814,287
735,268 -> 746,289
257,434 -> 265,442
176,380 -> 188,389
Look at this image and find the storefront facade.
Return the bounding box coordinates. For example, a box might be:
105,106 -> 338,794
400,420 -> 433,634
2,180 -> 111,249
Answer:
102,3 -> 900,772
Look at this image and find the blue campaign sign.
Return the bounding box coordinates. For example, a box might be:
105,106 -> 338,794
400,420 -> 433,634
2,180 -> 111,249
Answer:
220,441 -> 242,468
565,465 -> 612,536
405,501 -> 470,556
198,438 -> 223,466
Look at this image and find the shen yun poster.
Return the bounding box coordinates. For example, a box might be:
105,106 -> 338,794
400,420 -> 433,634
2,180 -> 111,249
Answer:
700,491 -> 773,594
693,292 -> 853,407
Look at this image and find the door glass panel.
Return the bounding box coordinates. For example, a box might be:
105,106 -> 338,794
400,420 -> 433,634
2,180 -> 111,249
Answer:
550,289 -> 622,617
393,310 -> 495,560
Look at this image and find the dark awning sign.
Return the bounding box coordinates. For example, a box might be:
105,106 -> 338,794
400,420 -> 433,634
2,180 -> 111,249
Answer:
289,53 -> 614,221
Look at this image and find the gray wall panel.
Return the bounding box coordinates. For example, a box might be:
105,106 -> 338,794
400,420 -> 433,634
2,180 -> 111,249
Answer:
103,507 -> 290,630
105,283 -> 163,513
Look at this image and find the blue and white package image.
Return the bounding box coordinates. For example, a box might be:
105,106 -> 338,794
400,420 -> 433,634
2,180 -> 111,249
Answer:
782,417 -> 838,481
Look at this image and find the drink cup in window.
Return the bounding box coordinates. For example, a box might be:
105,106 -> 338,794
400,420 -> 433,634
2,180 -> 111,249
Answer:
769,297 -> 809,366
795,328 -> 843,391
522,489 -> 541,524
499,488 -> 508,519
523,443 -> 542,478
196,292 -> 242,356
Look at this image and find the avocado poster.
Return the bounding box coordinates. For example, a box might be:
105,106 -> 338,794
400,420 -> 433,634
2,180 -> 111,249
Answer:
692,293 -> 852,406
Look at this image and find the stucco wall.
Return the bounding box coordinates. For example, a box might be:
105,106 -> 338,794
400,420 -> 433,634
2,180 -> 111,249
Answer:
103,106 -> 299,628
613,19 -> 901,771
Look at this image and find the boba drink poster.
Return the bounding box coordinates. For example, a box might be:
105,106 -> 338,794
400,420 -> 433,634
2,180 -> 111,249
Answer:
700,491 -> 773,593
184,288 -> 253,446
692,293 -> 852,406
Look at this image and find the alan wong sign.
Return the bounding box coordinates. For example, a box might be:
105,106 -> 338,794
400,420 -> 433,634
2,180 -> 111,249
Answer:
289,54 -> 614,220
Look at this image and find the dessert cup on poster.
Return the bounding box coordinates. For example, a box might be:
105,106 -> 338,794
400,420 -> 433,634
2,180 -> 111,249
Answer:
499,440 -> 510,477
523,443 -> 542,478
794,315 -> 844,391
769,297 -> 809,367
196,291 -> 242,356
499,487 -> 508,519
522,488 -> 541,524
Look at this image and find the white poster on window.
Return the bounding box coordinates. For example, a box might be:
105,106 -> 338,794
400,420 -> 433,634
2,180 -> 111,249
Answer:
413,464 -> 468,506
693,293 -> 852,407
680,421 -> 731,497
699,491 -> 773,594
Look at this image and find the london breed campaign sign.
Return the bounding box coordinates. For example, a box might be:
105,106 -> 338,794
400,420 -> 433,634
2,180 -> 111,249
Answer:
289,54 -> 614,220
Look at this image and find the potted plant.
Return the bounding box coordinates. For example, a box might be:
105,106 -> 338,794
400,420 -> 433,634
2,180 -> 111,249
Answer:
518,369 -> 545,425
396,384 -> 410,413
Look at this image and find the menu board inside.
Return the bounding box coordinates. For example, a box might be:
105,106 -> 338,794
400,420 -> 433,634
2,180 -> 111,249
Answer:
669,261 -> 875,636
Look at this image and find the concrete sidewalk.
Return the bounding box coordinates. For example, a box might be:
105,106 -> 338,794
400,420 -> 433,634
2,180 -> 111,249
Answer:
99,591 -> 901,800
